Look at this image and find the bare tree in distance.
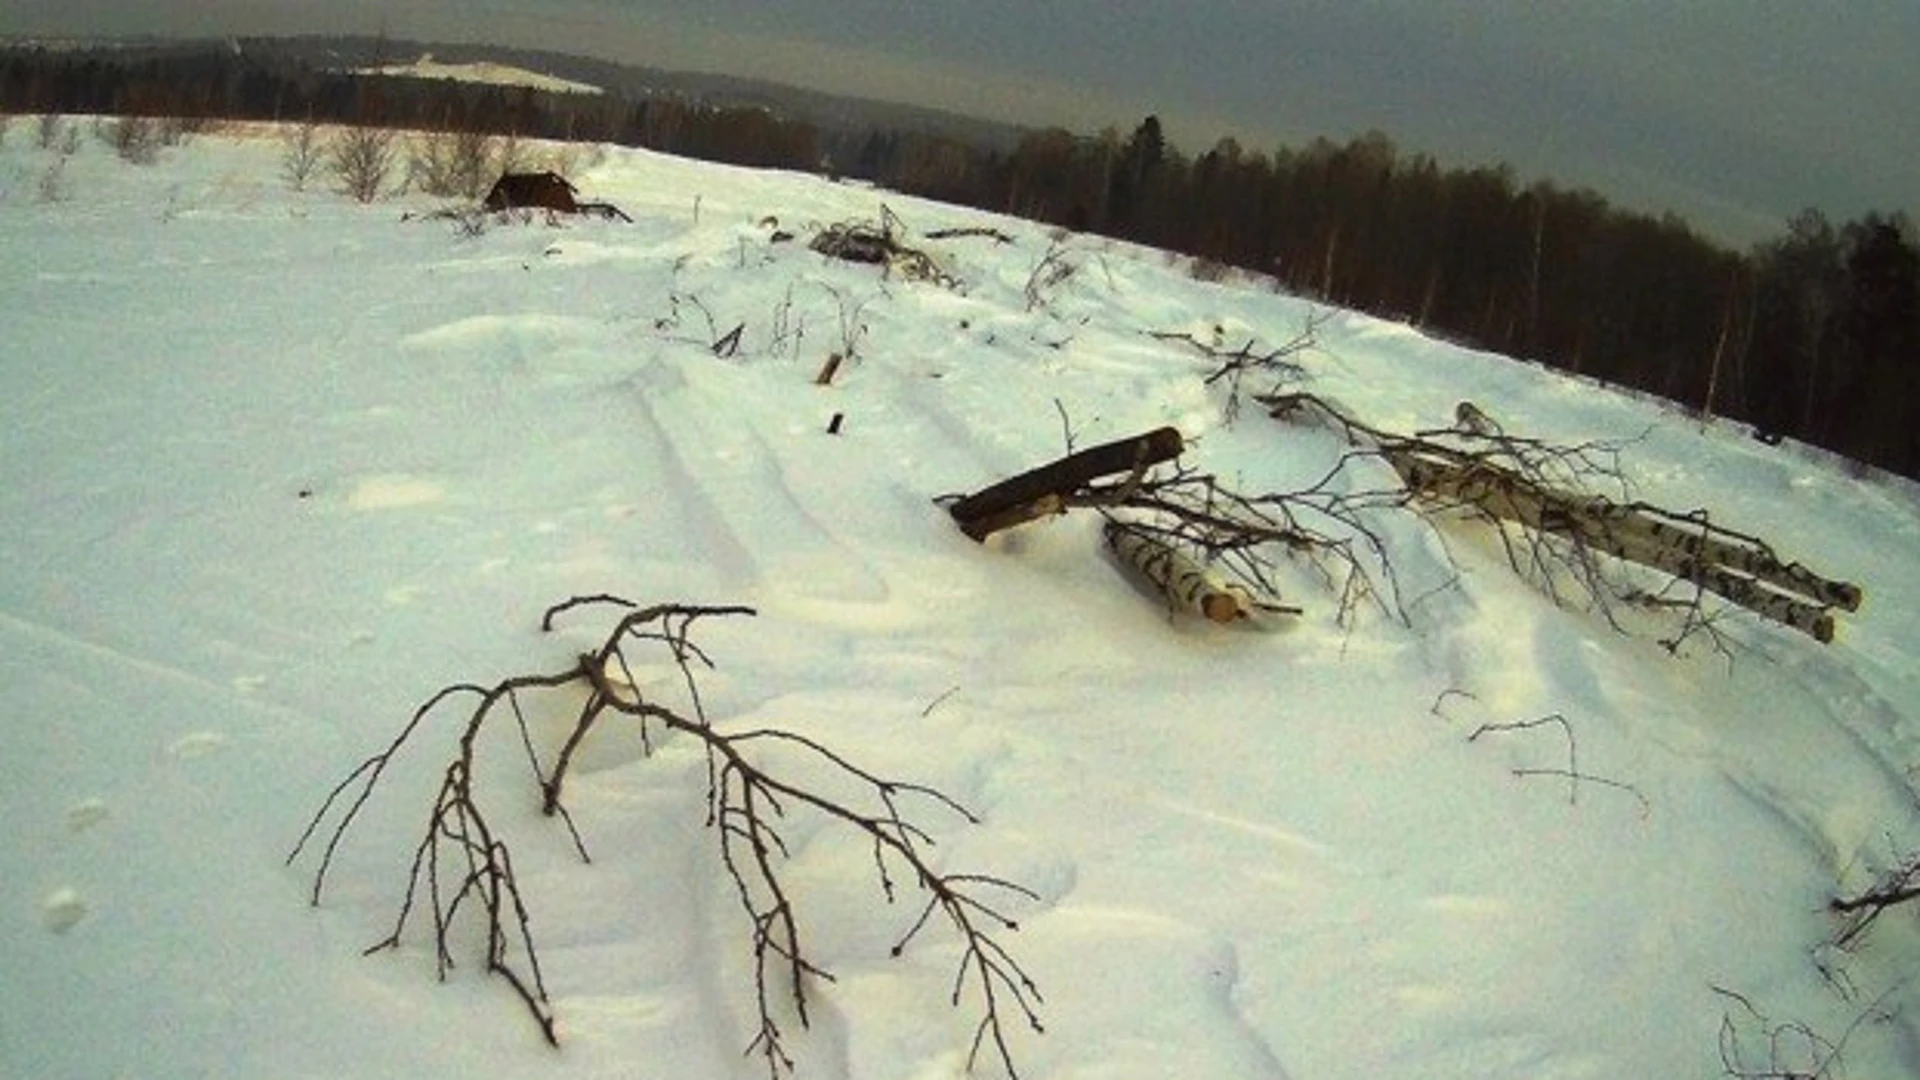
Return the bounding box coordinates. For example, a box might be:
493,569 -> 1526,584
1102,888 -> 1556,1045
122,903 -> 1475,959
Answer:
407,127 -> 495,199
100,115 -> 159,164
280,118 -> 324,191
329,124 -> 397,203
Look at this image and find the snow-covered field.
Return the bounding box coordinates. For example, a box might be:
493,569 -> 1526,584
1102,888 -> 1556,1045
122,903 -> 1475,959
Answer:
5,123 -> 1920,1080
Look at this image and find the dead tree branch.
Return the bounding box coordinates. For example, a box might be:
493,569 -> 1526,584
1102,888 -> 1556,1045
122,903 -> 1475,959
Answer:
1831,853 -> 1920,951
1467,713 -> 1650,814
1712,985 -> 1840,1079
1023,239 -> 1078,312
289,596 -> 1041,1079
1149,312 -> 1326,423
1710,982 -> 1896,1080
810,205 -> 960,288
924,225 -> 1015,244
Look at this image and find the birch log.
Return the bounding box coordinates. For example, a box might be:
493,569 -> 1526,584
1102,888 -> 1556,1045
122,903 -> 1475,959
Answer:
1383,447 -> 1859,641
1104,521 -> 1256,623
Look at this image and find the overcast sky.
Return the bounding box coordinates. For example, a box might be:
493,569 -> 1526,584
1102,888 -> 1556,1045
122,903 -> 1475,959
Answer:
6,1 -> 1916,244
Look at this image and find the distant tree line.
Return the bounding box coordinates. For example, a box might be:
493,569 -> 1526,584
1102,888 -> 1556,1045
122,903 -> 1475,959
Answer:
4,44 -> 1913,478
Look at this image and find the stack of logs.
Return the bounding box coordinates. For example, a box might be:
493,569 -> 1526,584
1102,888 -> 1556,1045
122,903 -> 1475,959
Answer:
944,411 -> 1862,643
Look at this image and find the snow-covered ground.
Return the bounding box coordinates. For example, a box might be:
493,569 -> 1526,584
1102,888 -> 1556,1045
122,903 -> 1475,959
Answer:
5,123 -> 1919,1080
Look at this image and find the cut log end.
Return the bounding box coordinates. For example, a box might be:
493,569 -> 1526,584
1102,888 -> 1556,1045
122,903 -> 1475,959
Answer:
1104,520 -> 1277,626
1200,591 -> 1245,624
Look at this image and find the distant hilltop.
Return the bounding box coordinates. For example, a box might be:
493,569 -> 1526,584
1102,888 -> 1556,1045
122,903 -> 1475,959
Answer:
349,52 -> 603,97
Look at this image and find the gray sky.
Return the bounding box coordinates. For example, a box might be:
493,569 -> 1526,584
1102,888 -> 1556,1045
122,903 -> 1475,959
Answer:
7,1 -> 1916,244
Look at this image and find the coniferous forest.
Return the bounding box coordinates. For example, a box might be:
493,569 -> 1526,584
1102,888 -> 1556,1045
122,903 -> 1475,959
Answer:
4,38 -> 1914,480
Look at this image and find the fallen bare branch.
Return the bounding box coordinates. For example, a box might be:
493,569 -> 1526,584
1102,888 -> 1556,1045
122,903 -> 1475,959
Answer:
1831,852 -> 1920,951
810,205 -> 960,288
1150,313 -> 1326,423
924,225 -> 1015,243
1467,713 -> 1650,814
289,596 -> 1041,1079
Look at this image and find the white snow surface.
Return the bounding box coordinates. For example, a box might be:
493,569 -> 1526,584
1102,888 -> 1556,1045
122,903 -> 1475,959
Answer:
5,127 -> 1920,1080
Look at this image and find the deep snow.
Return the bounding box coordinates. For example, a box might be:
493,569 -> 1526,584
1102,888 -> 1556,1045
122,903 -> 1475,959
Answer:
4,121 -> 1919,1080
